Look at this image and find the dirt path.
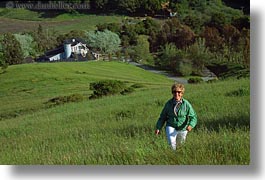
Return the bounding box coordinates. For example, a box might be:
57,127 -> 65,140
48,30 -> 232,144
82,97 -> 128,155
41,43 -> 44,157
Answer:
129,61 -> 217,84
129,62 -> 188,84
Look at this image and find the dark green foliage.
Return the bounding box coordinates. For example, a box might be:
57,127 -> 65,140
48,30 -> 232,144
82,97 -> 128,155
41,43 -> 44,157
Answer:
156,43 -> 179,71
0,48 -> 8,72
89,80 -> 126,99
89,80 -> 141,99
1,33 -> 23,65
121,23 -> 138,46
31,24 -> 58,54
178,61 -> 192,76
97,23 -> 122,35
188,77 -> 203,84
132,35 -> 153,64
182,13 -> 205,33
135,17 -> 160,36
206,62 -> 249,79
207,12 -> 227,29
232,16 -> 250,30
0,61 -> 8,73
56,30 -> 87,45
46,94 -> 85,106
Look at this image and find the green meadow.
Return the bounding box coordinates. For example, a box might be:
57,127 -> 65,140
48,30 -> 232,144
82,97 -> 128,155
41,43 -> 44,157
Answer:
0,8 -> 126,33
0,61 -> 250,165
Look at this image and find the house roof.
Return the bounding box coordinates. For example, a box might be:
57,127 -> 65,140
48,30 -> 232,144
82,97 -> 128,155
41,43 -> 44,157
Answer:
45,46 -> 64,57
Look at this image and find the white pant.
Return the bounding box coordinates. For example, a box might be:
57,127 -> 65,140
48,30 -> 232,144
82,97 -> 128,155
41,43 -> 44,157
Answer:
166,126 -> 188,150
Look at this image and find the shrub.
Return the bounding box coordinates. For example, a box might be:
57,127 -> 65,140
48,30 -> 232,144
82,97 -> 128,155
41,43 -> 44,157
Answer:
46,94 -> 84,106
178,61 -> 192,76
89,80 -> 126,99
188,77 -> 203,84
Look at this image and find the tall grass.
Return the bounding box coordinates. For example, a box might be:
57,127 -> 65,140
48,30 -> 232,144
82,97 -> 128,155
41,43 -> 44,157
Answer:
0,62 -> 250,165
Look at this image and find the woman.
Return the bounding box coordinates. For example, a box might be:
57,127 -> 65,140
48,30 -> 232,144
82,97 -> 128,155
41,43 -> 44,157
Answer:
155,83 -> 197,150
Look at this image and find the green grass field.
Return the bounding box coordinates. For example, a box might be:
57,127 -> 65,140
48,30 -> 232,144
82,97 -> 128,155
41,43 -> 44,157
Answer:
0,61 -> 250,165
0,8 -> 126,33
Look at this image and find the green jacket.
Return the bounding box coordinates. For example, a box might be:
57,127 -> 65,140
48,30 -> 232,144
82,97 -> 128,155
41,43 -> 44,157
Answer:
156,98 -> 197,131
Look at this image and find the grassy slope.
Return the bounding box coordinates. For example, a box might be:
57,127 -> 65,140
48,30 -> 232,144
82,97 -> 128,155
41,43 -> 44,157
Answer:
0,8 -> 126,33
0,61 -> 172,118
0,62 -> 250,165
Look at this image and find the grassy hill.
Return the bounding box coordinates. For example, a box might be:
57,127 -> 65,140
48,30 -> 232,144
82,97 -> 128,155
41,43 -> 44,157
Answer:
0,8 -> 126,33
0,61 -> 172,119
0,61 -> 250,165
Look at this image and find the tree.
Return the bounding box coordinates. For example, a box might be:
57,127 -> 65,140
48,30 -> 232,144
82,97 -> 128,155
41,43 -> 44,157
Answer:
158,43 -> 178,69
121,23 -> 138,46
155,18 -> 195,49
186,38 -> 211,74
31,24 -> 58,55
117,0 -> 141,14
132,35 -> 153,64
232,16 -> 250,30
96,23 -> 122,35
2,33 -> 23,65
135,17 -> 160,36
183,12 -> 205,34
207,12 -> 227,30
86,29 -> 121,60
14,33 -> 37,58
174,24 -> 196,49
202,26 -> 224,52
0,35 -> 8,72
222,24 -> 240,49
90,0 -> 109,11
141,0 -> 163,16
56,30 -> 87,45
238,28 -> 250,67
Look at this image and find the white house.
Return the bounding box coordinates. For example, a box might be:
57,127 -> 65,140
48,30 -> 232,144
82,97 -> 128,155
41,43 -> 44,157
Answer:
37,38 -> 100,62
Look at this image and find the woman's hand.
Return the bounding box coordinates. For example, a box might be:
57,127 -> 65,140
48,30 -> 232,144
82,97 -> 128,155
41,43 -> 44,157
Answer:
155,129 -> 160,135
186,125 -> 192,132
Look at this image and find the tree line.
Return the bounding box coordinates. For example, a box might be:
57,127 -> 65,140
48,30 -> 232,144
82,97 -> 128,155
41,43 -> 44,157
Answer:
0,0 -> 249,77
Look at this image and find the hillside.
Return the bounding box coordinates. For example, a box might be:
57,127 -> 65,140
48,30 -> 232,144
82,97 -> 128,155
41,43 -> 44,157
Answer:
0,8 -> 126,33
0,61 -> 172,119
0,62 -> 250,165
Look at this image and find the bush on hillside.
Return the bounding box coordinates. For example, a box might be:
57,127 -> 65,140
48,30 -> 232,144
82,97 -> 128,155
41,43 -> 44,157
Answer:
89,80 -> 127,99
188,77 -> 203,84
46,93 -> 85,106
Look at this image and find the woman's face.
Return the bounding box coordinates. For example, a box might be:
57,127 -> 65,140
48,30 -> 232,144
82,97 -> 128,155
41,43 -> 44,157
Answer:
172,88 -> 183,101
